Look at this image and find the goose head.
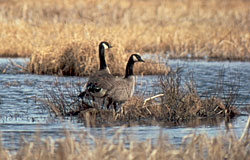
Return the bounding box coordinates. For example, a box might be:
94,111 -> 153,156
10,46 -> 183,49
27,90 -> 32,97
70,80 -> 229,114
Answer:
99,41 -> 112,50
125,53 -> 144,78
131,53 -> 144,63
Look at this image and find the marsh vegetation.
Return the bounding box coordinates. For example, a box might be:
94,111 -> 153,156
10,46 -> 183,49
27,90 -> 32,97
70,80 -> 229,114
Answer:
0,0 -> 249,75
41,67 -> 241,127
0,119 -> 250,160
0,0 -> 250,158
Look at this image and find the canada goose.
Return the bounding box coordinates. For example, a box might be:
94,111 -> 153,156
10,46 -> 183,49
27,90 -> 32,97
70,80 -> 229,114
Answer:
106,53 -> 145,111
78,41 -> 114,101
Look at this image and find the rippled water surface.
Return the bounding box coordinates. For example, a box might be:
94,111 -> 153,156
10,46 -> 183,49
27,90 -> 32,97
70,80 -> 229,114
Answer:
0,58 -> 250,151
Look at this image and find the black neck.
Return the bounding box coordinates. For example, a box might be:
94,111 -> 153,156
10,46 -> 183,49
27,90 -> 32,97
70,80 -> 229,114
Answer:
99,45 -> 107,70
125,57 -> 135,78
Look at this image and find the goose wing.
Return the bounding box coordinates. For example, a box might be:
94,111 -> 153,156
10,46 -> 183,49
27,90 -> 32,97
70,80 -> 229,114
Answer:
86,69 -> 115,98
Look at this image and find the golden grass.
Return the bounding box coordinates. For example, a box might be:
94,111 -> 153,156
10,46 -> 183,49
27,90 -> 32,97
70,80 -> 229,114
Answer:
0,118 -> 250,159
27,40 -> 169,76
0,0 -> 249,75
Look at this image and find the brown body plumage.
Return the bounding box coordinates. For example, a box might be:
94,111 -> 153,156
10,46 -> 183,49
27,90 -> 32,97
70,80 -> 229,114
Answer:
105,54 -> 144,111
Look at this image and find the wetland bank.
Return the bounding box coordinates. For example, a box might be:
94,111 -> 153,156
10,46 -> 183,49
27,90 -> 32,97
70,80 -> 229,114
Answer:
0,0 -> 250,159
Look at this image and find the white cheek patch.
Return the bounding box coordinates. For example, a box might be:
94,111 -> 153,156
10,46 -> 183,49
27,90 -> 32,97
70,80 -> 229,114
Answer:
132,55 -> 138,62
102,43 -> 109,49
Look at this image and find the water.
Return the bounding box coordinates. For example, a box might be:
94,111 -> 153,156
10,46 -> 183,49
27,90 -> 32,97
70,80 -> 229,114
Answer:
0,58 -> 249,151
168,60 -> 250,106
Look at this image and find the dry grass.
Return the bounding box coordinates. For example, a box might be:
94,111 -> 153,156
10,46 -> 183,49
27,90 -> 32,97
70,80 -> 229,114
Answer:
0,118 -> 250,160
27,40 -> 169,76
0,0 -> 249,75
114,68 -> 240,125
41,67 -> 241,127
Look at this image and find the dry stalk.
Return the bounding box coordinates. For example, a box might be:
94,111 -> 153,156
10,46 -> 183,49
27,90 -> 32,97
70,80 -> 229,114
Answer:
240,115 -> 250,142
0,122 -> 250,159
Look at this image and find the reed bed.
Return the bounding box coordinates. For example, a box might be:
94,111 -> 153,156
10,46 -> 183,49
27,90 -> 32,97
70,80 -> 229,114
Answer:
0,117 -> 250,160
0,0 -> 249,75
28,40 -> 169,76
41,67 -> 241,127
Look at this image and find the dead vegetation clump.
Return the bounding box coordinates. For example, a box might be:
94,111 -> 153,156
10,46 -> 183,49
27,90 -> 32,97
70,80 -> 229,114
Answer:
41,67 -> 240,126
0,118 -> 250,159
27,39 -> 168,76
115,68 -> 240,124
28,40 -> 98,76
154,69 -> 239,122
41,80 -> 81,117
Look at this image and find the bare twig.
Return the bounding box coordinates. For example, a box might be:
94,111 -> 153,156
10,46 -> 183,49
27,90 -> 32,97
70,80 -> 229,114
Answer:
1,64 -> 10,74
9,59 -> 27,72
143,94 -> 164,107
240,115 -> 250,142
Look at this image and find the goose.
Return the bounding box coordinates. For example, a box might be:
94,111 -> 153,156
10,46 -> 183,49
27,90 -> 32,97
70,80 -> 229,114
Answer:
106,53 -> 145,111
78,41 -> 114,102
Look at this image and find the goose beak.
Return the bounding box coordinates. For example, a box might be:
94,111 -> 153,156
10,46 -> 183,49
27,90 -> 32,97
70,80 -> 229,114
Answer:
109,45 -> 113,48
139,58 -> 145,62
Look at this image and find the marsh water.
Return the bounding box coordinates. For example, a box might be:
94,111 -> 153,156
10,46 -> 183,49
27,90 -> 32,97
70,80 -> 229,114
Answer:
0,58 -> 250,151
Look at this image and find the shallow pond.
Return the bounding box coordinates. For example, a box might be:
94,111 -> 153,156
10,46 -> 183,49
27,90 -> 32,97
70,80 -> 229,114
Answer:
0,58 -> 249,151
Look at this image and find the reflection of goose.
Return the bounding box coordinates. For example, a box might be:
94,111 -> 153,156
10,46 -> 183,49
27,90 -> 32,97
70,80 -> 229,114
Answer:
78,41 -> 114,101
106,54 -> 145,111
